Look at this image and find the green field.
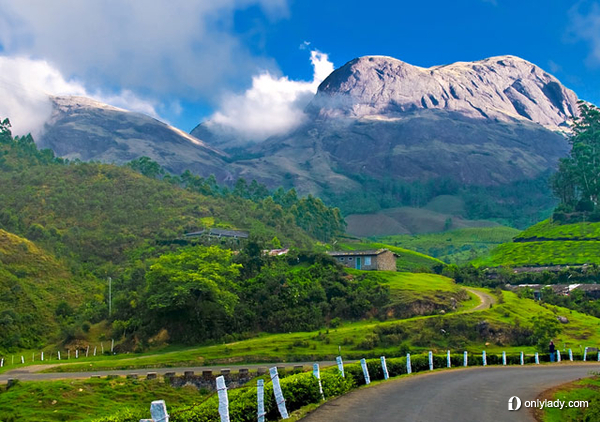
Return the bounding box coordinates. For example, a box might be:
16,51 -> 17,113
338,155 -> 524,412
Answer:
375,226 -> 521,264
473,240 -> 600,267
336,241 -> 444,271
516,219 -> 600,241
0,377 -> 209,421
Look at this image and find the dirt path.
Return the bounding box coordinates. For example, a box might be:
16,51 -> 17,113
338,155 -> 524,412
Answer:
465,287 -> 496,311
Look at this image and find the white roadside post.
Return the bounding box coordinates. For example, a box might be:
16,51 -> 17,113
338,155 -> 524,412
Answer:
94,346 -> 97,357
535,353 -> 539,365
520,352 -> 524,366
41,351 -> 44,362
557,350 -> 561,362
86,346 -> 90,358
584,347 -> 588,362
447,350 -> 451,368
257,379 -> 266,422
597,351 -> 600,362
140,399 -> 169,422
20,356 -> 24,364
381,356 -> 389,380
75,350 -> 78,359
1,358 -> 3,368
111,339 -> 114,354
406,353 -> 412,374
428,351 -> 433,371
482,351 -> 487,366
313,363 -> 324,400
336,356 -> 345,378
360,358 -> 371,385
216,376 -> 230,422
463,351 -> 468,367
270,367 -> 289,419
58,351 -> 61,360
502,351 -> 506,366
569,349 -> 573,361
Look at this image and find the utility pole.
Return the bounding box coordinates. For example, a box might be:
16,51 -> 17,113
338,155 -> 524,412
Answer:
108,277 -> 112,317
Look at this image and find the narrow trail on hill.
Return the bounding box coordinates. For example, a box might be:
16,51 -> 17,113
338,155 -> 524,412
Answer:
465,287 -> 496,311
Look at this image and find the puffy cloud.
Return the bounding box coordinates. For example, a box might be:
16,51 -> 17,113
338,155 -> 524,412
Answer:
0,0 -> 289,102
568,2 -> 600,65
0,56 -> 158,136
208,50 -> 334,141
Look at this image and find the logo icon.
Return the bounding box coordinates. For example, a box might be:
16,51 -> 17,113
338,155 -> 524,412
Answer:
508,396 -> 522,411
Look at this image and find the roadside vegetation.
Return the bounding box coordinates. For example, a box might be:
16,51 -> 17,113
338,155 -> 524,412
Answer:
541,375 -> 600,422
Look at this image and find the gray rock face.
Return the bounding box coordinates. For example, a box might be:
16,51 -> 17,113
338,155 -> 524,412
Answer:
39,96 -> 230,178
310,55 -> 579,131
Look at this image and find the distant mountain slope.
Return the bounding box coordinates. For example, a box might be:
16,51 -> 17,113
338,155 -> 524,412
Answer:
39,96 -> 231,178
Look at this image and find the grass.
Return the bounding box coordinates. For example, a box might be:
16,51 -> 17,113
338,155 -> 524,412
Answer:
336,241 -> 444,271
472,241 -> 600,267
516,219 -> 600,241
541,376 -> 600,422
0,376 -> 210,421
375,226 -> 521,264
1,285 -> 595,375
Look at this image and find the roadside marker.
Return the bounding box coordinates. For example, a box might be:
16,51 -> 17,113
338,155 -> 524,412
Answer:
336,356 -> 344,378
502,351 -> 506,366
270,367 -> 289,419
216,376 -> 230,422
569,349 -> 573,361
535,353 -> 539,365
257,379 -> 266,422
520,352 -> 524,366
313,363 -> 325,399
463,351 -> 468,367
406,353 -> 412,374
360,358 -> 371,385
447,350 -> 451,368
583,347 -> 588,362
557,350 -> 561,362
428,351 -> 433,371
482,351 -> 487,366
381,356 -> 389,380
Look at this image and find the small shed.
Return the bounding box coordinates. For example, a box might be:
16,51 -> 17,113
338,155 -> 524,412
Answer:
327,249 -> 397,271
185,228 -> 249,239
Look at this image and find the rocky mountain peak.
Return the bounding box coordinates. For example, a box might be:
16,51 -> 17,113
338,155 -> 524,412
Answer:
309,55 -> 579,132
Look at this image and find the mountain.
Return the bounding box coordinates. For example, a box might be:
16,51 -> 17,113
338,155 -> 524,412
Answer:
39,96 -> 232,179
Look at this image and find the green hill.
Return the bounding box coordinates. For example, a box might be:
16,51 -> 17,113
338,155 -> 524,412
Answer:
0,229 -> 99,351
471,219 -> 600,267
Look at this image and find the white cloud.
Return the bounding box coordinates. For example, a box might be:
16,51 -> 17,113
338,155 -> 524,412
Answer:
208,50 -> 334,141
568,2 -> 600,65
0,0 -> 289,102
0,56 -> 159,137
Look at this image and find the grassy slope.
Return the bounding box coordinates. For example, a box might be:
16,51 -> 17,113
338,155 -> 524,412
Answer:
516,219 -> 600,240
474,219 -> 600,267
0,377 -> 209,421
375,226 -> 521,264
541,376 -> 600,422
0,230 -> 99,350
336,241 -> 444,271
13,281 -> 597,374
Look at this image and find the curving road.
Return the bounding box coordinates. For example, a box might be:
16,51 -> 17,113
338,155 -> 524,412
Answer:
465,287 -> 496,311
301,364 -> 600,422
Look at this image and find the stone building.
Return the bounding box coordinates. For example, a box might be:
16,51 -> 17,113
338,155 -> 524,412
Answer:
327,249 -> 397,271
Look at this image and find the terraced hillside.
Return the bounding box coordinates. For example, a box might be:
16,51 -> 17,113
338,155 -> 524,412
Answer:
474,219 -> 600,267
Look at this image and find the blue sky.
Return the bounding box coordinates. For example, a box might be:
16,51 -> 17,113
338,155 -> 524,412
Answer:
0,0 -> 599,137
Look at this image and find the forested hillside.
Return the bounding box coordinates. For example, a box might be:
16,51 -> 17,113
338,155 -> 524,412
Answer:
0,119 -> 348,351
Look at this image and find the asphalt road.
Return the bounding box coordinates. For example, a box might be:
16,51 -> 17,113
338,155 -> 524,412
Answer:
301,364 -> 600,422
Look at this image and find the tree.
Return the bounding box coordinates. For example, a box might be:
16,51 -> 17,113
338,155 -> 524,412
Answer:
552,102 -> 600,211
143,246 -> 241,342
